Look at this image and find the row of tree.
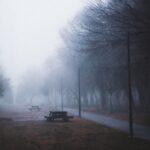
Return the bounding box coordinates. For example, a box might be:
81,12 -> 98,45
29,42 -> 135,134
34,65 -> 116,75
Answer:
60,0 -> 150,112
16,0 -> 150,113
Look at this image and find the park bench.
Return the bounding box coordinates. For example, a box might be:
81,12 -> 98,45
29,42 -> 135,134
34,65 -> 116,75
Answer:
29,105 -> 41,111
44,111 -> 74,121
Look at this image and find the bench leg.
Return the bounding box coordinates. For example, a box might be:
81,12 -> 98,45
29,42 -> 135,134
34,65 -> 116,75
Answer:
63,117 -> 69,121
47,117 -> 54,121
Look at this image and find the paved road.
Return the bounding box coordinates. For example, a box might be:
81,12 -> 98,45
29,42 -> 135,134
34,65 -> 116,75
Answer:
66,108 -> 150,141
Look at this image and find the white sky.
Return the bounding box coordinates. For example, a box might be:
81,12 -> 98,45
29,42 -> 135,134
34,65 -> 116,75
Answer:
0,0 -> 85,88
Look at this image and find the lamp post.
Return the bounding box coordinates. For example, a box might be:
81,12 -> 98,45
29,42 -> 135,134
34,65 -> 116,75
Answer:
78,68 -> 81,117
127,32 -> 133,138
60,78 -> 64,112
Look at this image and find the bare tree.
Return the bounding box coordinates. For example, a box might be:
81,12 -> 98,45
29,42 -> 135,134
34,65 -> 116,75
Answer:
61,0 -> 150,112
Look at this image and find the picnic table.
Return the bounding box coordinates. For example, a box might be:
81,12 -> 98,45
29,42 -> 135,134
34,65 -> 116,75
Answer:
29,105 -> 41,111
44,111 -> 73,121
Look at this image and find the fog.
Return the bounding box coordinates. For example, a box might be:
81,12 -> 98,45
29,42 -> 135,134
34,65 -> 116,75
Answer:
0,0 -> 150,116
0,0 -> 86,106
0,0 -> 112,110
0,1 -> 150,146
0,0 -> 84,86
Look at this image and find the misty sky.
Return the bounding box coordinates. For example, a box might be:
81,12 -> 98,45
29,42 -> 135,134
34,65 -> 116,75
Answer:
0,0 -> 85,88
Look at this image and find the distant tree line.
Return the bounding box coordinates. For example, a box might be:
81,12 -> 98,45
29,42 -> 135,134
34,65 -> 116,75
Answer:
0,70 -> 12,104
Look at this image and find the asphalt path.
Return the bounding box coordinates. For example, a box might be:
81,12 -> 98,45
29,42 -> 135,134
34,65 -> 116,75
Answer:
66,108 -> 150,141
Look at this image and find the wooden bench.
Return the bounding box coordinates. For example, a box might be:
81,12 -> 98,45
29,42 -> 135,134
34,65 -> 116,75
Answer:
44,111 -> 73,121
29,106 -> 41,111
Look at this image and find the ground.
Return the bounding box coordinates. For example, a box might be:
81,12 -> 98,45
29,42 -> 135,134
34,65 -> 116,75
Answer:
0,105 -> 150,150
0,118 -> 150,150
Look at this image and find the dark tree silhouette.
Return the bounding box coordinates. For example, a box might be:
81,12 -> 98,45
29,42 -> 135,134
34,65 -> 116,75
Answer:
61,0 -> 150,112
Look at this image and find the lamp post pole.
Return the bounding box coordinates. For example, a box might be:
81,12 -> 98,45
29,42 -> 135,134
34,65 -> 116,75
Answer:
60,79 -> 64,112
127,32 -> 133,138
78,68 -> 81,117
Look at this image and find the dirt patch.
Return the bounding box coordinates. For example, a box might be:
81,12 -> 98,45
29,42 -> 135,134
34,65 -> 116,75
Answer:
0,118 -> 150,150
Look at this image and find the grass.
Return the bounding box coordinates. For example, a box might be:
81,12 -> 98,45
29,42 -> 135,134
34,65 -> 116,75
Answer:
0,118 -> 150,150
